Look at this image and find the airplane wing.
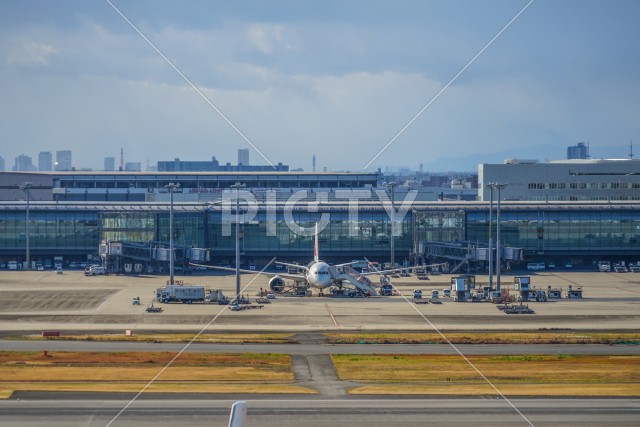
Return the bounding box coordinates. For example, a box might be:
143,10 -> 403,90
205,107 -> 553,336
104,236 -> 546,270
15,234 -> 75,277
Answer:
189,262 -> 307,281
361,263 -> 448,277
274,261 -> 309,272
334,261 -> 359,268
228,401 -> 247,427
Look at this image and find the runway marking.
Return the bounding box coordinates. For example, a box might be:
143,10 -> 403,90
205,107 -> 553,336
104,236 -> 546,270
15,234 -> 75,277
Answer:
324,303 -> 338,327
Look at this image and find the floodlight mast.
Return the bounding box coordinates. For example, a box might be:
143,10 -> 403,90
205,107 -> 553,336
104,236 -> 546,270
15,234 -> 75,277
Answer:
19,182 -> 33,270
165,183 -> 180,285
231,182 -> 246,299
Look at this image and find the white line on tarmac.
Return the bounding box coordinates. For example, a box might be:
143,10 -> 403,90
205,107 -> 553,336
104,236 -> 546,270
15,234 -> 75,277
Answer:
324,303 -> 338,327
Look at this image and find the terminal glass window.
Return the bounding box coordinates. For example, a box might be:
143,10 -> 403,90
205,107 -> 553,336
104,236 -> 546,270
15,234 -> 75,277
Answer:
101,212 -> 155,242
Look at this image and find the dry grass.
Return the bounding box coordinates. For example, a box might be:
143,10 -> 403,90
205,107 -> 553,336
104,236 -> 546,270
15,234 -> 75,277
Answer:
333,354 -> 640,396
26,333 -> 295,344
0,351 -> 312,398
325,332 -> 640,345
0,383 -> 315,397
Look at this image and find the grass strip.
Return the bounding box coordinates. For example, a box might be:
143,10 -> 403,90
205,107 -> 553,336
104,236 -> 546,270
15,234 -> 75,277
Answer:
0,351 -> 308,397
325,332 -> 640,345
333,354 -> 640,396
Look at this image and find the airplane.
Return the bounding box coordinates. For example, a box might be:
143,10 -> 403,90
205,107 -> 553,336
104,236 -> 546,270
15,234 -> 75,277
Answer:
191,223 -> 446,295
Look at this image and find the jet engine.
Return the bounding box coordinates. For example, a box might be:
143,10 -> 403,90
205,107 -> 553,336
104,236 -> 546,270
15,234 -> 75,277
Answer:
269,275 -> 285,293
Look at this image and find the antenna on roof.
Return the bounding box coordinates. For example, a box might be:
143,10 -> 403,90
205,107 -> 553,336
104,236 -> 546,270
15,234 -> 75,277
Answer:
630,140 -> 634,160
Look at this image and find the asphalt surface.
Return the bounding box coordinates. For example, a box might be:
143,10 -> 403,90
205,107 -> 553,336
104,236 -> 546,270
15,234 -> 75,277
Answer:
3,339 -> 640,355
2,269 -> 640,332
2,270 -> 639,426
1,398 -> 638,427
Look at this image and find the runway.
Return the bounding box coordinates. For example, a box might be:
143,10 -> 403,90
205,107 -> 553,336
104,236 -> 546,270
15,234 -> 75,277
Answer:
1,398 -> 638,427
3,339 -> 640,355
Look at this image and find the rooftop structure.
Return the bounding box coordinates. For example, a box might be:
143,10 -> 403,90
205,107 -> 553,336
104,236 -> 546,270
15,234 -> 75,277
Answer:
158,157 -> 288,172
479,158 -> 640,201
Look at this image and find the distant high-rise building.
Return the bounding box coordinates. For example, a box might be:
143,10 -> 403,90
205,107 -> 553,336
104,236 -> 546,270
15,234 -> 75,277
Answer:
0,156 -> 5,172
13,154 -> 36,171
238,148 -> 249,166
38,151 -> 53,171
55,150 -> 72,171
567,142 -> 589,160
124,162 -> 142,172
104,157 -> 115,171
312,154 -> 316,172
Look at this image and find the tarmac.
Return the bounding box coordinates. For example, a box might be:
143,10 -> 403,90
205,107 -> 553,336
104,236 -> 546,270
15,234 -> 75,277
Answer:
0,268 -> 639,333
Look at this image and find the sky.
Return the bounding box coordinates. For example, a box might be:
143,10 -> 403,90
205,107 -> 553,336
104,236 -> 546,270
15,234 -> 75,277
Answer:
1,0 -> 639,173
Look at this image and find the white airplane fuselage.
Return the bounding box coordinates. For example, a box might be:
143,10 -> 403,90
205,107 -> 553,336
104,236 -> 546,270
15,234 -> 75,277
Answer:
305,260 -> 333,289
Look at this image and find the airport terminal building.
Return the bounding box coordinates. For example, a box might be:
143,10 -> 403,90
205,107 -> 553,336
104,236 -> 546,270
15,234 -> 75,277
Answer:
2,170 -> 639,270
1,194 -> 639,270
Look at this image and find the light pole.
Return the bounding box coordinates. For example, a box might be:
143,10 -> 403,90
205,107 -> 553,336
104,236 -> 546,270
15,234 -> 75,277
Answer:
386,181 -> 398,269
231,182 -> 245,299
488,184 -> 494,291
491,183 -> 507,292
19,182 -> 33,270
165,183 -> 180,285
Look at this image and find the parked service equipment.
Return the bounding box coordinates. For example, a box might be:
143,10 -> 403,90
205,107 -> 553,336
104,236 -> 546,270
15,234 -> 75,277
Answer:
531,289 -> 548,302
546,286 -> 562,299
450,275 -> 475,302
429,290 -> 442,304
598,261 -> 611,272
413,289 -> 429,304
513,276 -> 531,302
156,285 -> 206,304
380,283 -> 394,296
566,285 -> 583,299
208,289 -> 229,304
497,303 -> 535,314
146,303 -> 163,313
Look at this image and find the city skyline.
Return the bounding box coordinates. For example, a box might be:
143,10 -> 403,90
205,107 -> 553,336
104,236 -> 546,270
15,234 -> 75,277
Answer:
1,1 -> 639,172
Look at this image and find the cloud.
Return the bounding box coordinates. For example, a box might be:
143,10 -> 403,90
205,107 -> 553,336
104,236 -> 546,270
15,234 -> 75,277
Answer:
5,38 -> 57,67
245,23 -> 285,54
0,2 -> 638,172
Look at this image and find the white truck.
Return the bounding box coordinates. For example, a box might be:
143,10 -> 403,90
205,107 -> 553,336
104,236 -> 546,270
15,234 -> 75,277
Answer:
598,261 -> 611,272
156,285 -> 206,304
84,265 -> 106,276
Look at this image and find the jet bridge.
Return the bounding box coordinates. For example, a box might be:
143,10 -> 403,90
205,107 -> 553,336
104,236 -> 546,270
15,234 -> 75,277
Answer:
418,240 -> 522,273
332,265 -> 378,296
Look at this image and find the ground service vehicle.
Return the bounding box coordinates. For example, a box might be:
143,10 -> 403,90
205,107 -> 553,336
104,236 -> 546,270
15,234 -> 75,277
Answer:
598,261 -> 611,272
156,285 -> 206,304
85,266 -> 106,276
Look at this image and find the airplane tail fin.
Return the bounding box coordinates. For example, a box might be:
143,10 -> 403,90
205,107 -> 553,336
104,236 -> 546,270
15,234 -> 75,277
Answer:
314,222 -> 319,262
